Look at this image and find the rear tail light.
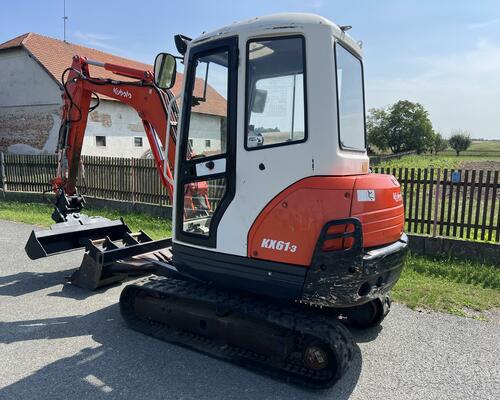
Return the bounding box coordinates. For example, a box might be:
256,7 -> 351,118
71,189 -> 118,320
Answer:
321,223 -> 356,251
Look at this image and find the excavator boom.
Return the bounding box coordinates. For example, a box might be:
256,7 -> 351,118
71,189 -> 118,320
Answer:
25,55 -> 180,288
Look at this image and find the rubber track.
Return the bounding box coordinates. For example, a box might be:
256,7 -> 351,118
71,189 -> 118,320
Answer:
120,277 -> 354,388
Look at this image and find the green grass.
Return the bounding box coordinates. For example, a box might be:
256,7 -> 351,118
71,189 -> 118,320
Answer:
0,200 -> 171,239
376,154 -> 499,170
392,254 -> 500,318
1,199 -> 499,319
376,140 -> 500,169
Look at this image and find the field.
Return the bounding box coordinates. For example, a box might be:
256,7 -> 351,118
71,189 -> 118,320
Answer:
1,199 -> 498,320
376,140 -> 500,169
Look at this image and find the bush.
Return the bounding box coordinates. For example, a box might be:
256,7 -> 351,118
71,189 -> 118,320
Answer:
432,132 -> 448,154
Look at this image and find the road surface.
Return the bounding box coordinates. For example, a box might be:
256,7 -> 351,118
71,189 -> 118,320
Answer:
0,219 -> 498,399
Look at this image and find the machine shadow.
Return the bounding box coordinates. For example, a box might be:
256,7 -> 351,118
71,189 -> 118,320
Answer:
0,303 -> 362,400
0,269 -> 75,297
348,325 -> 384,343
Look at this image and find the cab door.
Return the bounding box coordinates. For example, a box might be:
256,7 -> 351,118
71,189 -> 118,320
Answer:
174,36 -> 238,248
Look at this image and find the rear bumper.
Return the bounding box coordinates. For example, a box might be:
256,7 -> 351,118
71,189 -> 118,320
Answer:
301,218 -> 408,308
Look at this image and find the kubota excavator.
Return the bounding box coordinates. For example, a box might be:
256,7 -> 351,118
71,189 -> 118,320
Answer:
25,14 -> 408,387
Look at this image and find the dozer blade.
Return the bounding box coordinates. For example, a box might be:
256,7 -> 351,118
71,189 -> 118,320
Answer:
25,215 -> 130,260
120,277 -> 354,388
25,214 -> 172,290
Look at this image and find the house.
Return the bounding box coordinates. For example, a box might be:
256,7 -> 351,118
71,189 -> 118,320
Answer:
0,33 -> 226,157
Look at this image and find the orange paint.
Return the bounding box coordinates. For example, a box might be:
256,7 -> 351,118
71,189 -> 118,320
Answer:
248,174 -> 404,266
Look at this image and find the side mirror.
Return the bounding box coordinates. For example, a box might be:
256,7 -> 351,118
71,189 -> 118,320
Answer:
251,88 -> 268,113
154,53 -> 176,89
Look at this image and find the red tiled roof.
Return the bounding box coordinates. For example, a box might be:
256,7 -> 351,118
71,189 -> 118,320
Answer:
0,33 -> 226,117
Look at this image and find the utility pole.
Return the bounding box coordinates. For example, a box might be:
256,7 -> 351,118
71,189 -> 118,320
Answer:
63,0 -> 68,42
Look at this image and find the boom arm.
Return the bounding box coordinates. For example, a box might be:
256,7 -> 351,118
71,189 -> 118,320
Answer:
53,55 -> 178,221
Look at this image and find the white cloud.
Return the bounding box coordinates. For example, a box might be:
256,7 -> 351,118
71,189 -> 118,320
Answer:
73,31 -> 121,52
366,39 -> 500,138
469,17 -> 500,29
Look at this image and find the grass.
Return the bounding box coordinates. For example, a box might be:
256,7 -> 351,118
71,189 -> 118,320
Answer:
1,199 -> 499,319
376,140 -> 500,169
392,254 -> 500,318
0,200 -> 172,239
377,154 -> 499,170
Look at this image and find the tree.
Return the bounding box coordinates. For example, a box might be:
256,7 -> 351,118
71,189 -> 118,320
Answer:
367,100 -> 435,154
448,131 -> 472,156
367,107 -> 389,152
431,132 -> 448,154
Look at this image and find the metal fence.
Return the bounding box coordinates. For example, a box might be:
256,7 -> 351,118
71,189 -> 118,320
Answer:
1,153 -> 498,242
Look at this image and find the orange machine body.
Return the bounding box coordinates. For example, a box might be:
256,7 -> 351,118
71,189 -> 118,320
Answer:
248,174 -> 404,266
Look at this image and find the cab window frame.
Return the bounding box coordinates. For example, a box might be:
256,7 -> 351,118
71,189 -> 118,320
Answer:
244,35 -> 308,151
334,42 -> 367,152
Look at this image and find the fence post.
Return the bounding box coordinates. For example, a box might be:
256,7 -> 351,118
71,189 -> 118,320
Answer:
131,157 -> 137,204
0,152 -> 6,195
432,168 -> 441,237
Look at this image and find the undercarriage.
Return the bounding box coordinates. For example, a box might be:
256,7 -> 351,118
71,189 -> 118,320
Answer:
120,277 -> 355,388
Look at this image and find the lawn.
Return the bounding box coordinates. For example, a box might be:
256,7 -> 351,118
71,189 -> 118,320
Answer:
1,199 -> 499,320
0,200 -> 172,239
392,254 -> 500,318
375,140 -> 500,169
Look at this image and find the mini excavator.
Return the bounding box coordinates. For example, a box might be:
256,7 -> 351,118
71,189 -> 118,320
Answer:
25,14 -> 408,387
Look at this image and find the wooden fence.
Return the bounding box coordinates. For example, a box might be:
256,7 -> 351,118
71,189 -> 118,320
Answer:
1,153 -> 498,242
373,167 -> 499,242
0,153 -> 170,206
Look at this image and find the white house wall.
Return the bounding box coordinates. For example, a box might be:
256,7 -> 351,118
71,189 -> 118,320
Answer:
188,113 -> 224,155
82,100 -> 150,158
0,48 -> 61,153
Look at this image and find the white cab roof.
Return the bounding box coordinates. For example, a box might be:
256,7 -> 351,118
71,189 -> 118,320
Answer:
193,13 -> 362,56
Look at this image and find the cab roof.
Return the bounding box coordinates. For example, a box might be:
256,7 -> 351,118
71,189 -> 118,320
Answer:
192,13 -> 362,56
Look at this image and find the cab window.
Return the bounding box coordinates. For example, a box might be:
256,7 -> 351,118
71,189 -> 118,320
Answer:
335,43 -> 366,151
246,36 -> 307,150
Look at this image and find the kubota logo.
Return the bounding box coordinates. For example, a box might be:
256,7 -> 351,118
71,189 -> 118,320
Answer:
261,238 -> 297,253
393,192 -> 402,202
113,87 -> 132,99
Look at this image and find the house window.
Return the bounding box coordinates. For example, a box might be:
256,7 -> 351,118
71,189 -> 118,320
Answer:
134,137 -> 143,147
96,136 -> 106,147
205,139 -> 211,148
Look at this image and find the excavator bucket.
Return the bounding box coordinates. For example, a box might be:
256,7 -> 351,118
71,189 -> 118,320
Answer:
25,215 -> 172,290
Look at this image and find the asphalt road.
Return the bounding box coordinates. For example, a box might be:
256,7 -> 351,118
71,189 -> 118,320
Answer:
0,219 -> 499,400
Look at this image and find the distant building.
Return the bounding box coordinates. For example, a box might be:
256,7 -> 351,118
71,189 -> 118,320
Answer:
0,33 -> 226,157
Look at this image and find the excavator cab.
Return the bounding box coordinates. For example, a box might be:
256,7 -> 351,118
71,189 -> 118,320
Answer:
153,15 -> 408,309
25,14 -> 408,387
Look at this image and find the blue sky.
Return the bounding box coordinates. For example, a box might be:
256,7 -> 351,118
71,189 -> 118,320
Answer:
1,0 -> 500,138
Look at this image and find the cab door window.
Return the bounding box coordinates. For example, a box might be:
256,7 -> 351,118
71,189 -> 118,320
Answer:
186,51 -> 229,160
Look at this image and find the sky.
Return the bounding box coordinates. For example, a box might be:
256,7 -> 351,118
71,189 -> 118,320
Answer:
1,0 -> 500,139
